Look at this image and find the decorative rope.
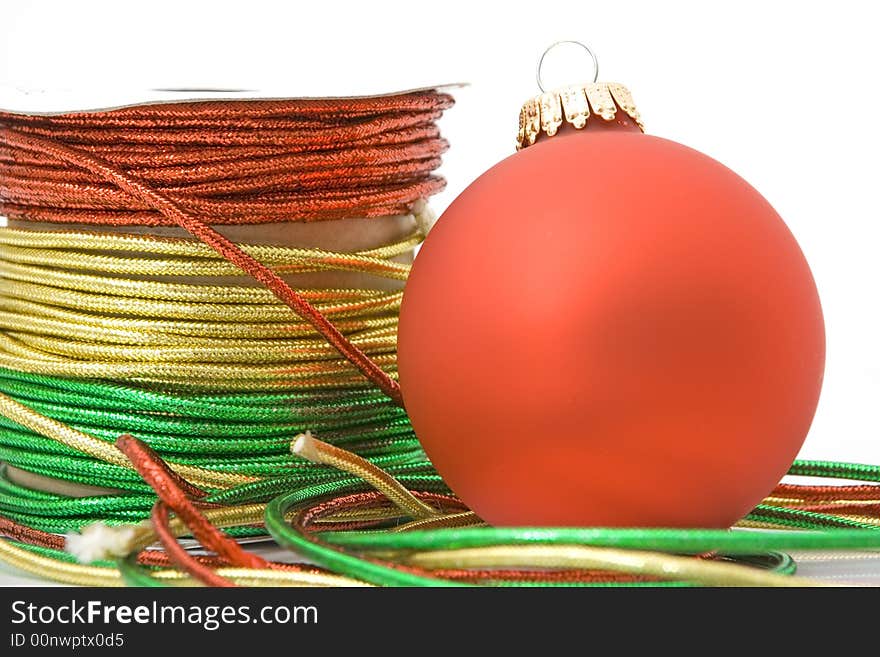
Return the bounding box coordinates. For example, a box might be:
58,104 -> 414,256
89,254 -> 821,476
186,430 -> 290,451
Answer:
1,93 -> 878,587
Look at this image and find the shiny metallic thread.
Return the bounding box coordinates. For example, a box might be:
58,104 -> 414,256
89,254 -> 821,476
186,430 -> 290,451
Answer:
1,93 -> 879,586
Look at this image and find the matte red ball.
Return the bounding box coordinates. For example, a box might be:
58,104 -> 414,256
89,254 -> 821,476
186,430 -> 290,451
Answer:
398,128 -> 825,528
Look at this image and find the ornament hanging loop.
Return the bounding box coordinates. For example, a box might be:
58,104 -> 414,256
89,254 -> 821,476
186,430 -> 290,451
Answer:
536,40 -> 599,92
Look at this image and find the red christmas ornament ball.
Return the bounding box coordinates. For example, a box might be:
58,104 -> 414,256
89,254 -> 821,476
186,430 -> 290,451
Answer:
398,127 -> 825,528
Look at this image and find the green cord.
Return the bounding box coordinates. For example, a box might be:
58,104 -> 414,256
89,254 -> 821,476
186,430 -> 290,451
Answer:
0,449 -> 435,532
789,460 -> 880,482
0,371 -> 416,453
0,369 -> 401,422
317,524 -> 880,554
117,555 -> 168,587
748,503 -> 880,530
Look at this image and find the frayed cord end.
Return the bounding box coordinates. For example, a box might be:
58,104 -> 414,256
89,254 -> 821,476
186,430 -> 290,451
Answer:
291,430 -> 322,463
65,521 -> 146,564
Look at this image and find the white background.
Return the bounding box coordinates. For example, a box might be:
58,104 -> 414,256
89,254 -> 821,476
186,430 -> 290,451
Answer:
0,0 -> 878,583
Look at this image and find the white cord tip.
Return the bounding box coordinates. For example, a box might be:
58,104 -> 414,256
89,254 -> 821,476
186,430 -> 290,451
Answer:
65,521 -> 142,564
291,430 -> 321,462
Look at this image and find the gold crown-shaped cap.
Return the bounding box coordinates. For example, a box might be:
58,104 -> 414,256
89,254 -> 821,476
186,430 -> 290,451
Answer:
516,82 -> 644,150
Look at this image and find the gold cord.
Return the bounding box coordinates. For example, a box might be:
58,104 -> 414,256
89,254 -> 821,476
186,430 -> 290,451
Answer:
292,432 -> 438,519
389,545 -> 835,587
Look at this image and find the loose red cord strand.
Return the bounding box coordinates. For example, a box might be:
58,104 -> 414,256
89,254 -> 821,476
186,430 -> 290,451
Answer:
150,501 -> 235,587
771,483 -> 880,501
115,436 -> 271,572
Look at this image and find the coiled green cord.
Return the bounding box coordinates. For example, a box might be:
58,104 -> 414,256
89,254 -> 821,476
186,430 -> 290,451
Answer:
0,368 -> 412,446
0,366 -> 427,531
0,457 -> 437,533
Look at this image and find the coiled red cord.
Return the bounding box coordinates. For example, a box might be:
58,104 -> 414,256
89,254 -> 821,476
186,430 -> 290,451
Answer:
0,93 -> 452,224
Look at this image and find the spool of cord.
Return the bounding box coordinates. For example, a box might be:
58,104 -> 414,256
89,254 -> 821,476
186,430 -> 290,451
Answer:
0,92 -> 450,533
1,90 -> 879,587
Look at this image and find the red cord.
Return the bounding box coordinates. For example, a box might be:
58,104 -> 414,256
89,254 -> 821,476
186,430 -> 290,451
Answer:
0,93 -> 452,224
771,483 -> 880,501
150,501 -> 235,587
116,436 -> 270,577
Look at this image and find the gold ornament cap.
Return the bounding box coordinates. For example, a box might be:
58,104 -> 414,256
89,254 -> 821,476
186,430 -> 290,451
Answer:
516,41 -> 644,149
516,82 -> 644,149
